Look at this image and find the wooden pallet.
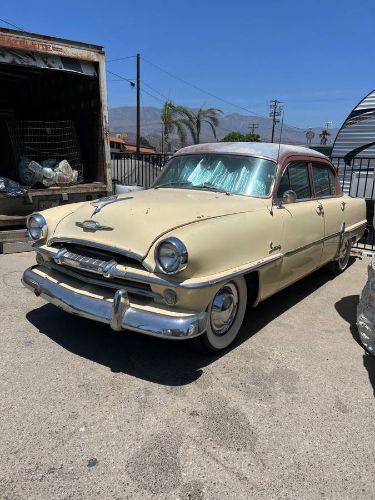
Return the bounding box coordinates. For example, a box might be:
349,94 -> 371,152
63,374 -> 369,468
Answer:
0,228 -> 32,254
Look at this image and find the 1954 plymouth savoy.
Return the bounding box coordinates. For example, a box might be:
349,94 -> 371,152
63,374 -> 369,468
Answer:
22,143 -> 366,351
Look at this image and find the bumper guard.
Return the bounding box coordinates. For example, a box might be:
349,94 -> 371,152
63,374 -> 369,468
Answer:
22,267 -> 206,339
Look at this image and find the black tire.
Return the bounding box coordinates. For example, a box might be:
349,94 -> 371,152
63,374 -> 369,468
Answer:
195,277 -> 247,353
330,238 -> 352,274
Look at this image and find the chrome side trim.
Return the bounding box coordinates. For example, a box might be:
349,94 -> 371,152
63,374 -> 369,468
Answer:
22,267 -> 207,339
284,222 -> 367,258
47,237 -> 144,263
345,221 -> 367,235
179,253 -> 283,289
285,232 -> 341,257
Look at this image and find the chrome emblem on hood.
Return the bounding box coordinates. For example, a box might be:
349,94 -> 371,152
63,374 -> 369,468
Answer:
90,195 -> 133,215
75,220 -> 113,232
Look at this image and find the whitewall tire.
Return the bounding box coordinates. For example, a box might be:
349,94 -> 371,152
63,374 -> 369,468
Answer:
199,276 -> 248,352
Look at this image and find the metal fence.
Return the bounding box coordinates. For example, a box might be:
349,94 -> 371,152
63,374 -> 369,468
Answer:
331,157 -> 375,251
111,153 -> 171,191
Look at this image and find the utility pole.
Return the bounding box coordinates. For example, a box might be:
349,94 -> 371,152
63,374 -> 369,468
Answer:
161,122 -> 164,154
325,121 -> 332,131
248,122 -> 258,135
136,53 -> 141,153
269,99 -> 283,143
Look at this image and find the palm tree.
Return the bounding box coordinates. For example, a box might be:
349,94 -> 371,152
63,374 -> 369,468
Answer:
161,100 -> 190,151
319,129 -> 330,145
181,107 -> 223,144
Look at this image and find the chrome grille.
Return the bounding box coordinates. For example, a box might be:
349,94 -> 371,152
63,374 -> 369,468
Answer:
39,242 -> 159,302
50,242 -> 142,268
44,261 -> 157,301
57,249 -> 114,275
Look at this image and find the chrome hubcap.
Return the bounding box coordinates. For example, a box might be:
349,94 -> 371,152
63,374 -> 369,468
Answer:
339,240 -> 349,265
210,283 -> 239,336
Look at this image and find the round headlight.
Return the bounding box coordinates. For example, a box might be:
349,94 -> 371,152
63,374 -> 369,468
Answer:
155,237 -> 188,275
27,213 -> 47,241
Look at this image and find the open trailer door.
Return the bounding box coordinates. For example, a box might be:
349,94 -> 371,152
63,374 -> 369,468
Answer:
0,28 -> 111,252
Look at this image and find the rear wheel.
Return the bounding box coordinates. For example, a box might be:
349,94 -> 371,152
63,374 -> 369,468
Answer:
330,238 -> 352,274
198,277 -> 247,352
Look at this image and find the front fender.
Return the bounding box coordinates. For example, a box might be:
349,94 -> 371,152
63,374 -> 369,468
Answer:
144,209 -> 284,281
31,202 -> 85,244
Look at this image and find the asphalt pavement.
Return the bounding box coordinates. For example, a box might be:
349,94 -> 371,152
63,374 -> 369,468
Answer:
1,252 -> 374,499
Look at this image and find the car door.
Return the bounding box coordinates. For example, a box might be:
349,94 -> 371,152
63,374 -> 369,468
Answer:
311,162 -> 344,264
276,160 -> 325,288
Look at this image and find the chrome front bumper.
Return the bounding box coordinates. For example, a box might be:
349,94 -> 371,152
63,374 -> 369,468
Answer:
22,267 -> 207,339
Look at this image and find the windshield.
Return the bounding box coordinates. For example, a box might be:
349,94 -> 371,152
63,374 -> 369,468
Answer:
153,154 -> 277,197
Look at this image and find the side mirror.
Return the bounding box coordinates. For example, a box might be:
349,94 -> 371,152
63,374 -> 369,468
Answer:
282,190 -> 297,204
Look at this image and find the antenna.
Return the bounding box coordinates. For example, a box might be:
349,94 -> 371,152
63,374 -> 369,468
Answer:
276,110 -> 284,164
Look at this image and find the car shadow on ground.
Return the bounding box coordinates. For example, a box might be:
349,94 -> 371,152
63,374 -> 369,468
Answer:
335,293 -> 375,398
26,262 -> 348,387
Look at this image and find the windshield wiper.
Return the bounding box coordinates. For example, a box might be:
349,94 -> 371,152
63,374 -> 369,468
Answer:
192,183 -> 231,195
154,181 -> 192,189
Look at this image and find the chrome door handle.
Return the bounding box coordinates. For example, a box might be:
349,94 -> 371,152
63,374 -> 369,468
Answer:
316,203 -> 324,215
341,201 -> 346,211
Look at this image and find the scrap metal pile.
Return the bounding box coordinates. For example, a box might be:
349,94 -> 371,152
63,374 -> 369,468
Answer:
0,120 -> 83,197
0,158 -> 78,197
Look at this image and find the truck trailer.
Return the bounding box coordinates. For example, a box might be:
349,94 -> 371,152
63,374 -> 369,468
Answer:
0,28 -> 111,252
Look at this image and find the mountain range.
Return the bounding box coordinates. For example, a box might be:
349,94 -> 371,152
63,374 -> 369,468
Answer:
109,106 -> 338,150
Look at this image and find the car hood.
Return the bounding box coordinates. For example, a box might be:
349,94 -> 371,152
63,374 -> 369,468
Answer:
52,188 -> 267,257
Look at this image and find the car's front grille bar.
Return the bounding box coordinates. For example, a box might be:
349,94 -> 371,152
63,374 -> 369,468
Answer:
52,248 -> 116,276
44,262 -> 162,301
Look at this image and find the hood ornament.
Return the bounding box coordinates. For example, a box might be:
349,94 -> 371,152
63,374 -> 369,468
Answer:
76,220 -> 113,232
90,195 -> 133,215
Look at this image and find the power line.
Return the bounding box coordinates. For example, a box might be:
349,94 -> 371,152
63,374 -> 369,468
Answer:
107,55 -> 137,62
141,56 -> 268,119
141,56 -> 310,133
0,17 -> 24,30
109,58 -> 311,134
107,78 -> 135,83
141,80 -> 169,100
106,69 -> 135,86
107,68 -> 165,104
141,88 -> 164,103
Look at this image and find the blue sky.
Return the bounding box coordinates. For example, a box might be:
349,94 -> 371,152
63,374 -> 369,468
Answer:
1,0 -> 375,129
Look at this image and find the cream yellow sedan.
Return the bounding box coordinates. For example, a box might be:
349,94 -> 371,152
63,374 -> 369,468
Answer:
23,143 -> 366,352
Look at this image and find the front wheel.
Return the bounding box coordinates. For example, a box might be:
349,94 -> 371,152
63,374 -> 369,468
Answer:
198,277 -> 247,352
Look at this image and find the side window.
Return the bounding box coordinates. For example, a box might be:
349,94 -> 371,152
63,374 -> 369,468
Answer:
289,162 -> 311,199
312,163 -> 335,197
276,169 -> 290,198
277,161 -> 311,200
